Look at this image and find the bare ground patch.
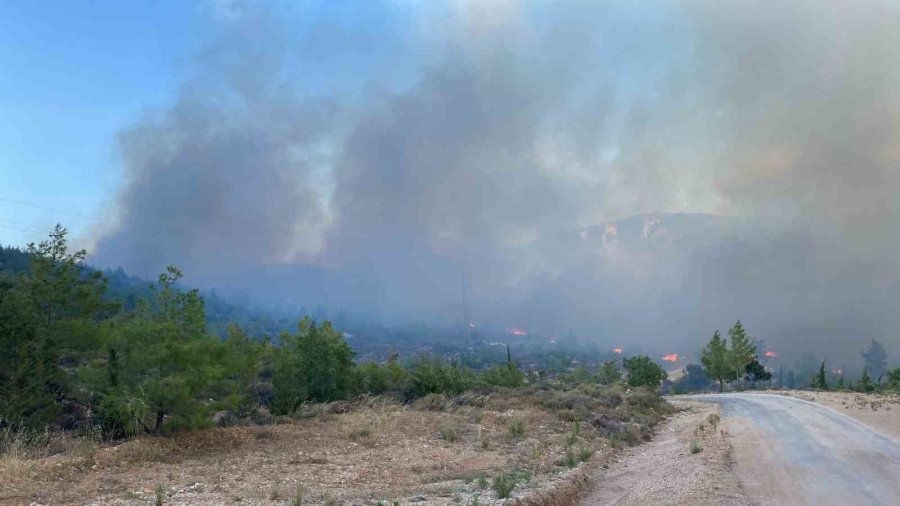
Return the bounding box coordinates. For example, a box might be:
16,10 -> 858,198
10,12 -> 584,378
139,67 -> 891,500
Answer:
579,400 -> 747,506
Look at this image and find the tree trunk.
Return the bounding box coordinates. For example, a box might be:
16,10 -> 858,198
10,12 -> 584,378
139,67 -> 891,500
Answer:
154,410 -> 165,434
719,379 -> 724,392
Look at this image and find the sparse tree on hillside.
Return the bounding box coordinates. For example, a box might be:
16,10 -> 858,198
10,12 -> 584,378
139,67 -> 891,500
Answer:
623,356 -> 667,387
700,331 -> 733,392
813,361 -> 828,390
862,340 -> 888,383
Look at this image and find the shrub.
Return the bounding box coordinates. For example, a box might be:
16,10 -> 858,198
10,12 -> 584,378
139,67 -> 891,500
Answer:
507,417 -> 526,437
690,440 -> 702,454
492,473 -> 517,498
292,485 -> 305,506
564,446 -> 578,468
155,485 -> 166,506
623,356 -> 667,387
440,425 -> 458,442
578,446 -> 593,462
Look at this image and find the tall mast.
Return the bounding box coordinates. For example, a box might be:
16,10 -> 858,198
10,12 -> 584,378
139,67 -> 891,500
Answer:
461,271 -> 471,330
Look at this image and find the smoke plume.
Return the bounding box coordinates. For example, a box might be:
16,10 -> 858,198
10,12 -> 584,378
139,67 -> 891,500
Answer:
92,1 -> 900,364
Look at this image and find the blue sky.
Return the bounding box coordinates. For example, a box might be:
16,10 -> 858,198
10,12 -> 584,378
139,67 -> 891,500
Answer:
0,0 -> 421,249
0,2 -> 207,246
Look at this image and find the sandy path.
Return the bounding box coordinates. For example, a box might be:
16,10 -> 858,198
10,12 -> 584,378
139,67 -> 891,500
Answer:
579,401 -> 746,505
693,393 -> 900,505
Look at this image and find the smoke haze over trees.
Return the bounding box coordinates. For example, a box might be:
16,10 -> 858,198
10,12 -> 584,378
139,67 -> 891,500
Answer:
84,1 -> 900,364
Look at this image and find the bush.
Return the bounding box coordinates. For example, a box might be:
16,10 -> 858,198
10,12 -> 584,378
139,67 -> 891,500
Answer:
623,356 -> 667,388
507,417 -> 526,437
440,424 -> 458,442
578,446 -> 593,462
492,473 -> 517,498
690,440 -> 702,454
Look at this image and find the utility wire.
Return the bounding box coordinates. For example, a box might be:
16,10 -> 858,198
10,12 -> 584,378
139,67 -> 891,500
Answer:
0,218 -> 43,229
0,197 -> 94,219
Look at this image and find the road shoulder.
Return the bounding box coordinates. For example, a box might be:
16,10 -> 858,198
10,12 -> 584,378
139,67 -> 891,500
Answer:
579,400 -> 747,505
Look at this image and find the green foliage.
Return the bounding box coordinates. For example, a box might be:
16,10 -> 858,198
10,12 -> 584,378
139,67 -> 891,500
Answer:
271,318 -> 356,414
578,446 -> 593,462
91,266 -> 229,434
492,472 -> 517,498
862,340 -> 888,382
357,353 -> 407,395
155,484 -> 166,506
564,445 -> 577,468
812,361 -> 828,390
744,358 -> 772,384
596,360 -> 622,385
701,321 -> 758,392
0,225 -> 111,430
690,440 -> 702,454
887,368 -> 900,388
727,320 -> 756,388
440,424 -> 458,442
481,361 -> 526,388
860,368 -> 874,392
673,364 -> 711,393
700,331 -> 733,392
408,356 -> 476,398
507,417 -> 526,437
622,356 -> 667,387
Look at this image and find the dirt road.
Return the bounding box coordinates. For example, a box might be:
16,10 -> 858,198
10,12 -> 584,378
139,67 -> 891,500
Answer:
693,393 -> 900,505
580,401 -> 746,505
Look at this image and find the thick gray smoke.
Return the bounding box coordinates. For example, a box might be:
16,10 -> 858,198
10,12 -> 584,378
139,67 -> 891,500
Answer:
92,1 -> 900,364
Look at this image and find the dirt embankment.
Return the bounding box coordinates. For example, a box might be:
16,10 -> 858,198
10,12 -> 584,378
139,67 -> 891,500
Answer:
579,400 -> 746,505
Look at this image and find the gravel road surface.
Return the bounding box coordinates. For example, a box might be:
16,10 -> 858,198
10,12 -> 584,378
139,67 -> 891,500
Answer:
692,393 -> 900,505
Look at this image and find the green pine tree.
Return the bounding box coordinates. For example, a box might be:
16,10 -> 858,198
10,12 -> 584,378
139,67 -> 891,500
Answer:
727,320 -> 756,390
701,331 -> 733,392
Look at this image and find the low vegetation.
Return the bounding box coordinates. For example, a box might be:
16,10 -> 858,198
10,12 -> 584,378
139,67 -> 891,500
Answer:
1,227 -> 677,503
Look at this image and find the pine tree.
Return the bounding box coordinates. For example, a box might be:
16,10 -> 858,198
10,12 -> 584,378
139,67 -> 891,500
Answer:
815,361 -> 828,390
727,320 -> 757,390
701,331 -> 733,392
862,340 -> 888,383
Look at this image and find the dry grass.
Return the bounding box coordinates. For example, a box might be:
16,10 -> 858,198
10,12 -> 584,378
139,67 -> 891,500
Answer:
0,385 -> 672,505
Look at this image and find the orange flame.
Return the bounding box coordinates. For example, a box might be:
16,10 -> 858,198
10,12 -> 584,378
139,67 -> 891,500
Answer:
613,347 -> 623,354
764,351 -> 777,358
508,328 -> 528,336
661,354 -> 678,362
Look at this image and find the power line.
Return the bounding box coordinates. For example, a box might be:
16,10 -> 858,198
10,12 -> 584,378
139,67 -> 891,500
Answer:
0,223 -> 37,232
0,218 -> 43,230
0,197 -> 94,219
